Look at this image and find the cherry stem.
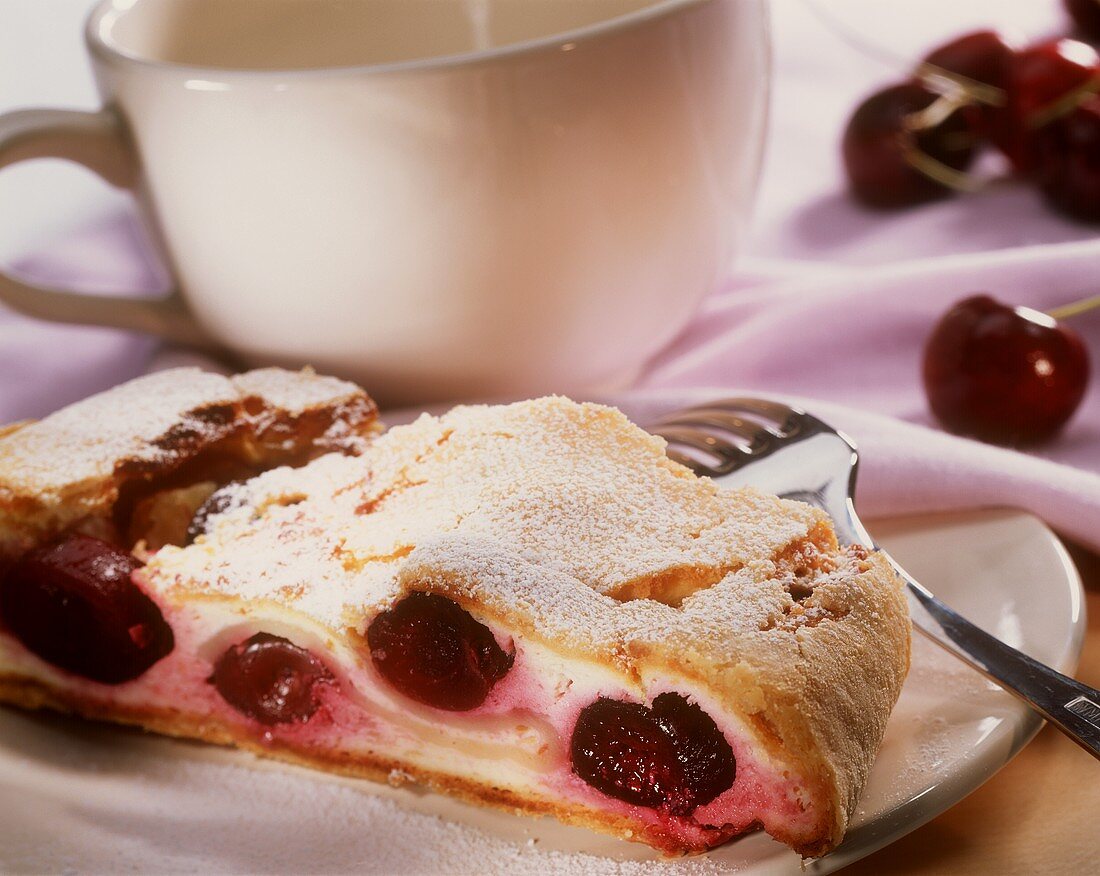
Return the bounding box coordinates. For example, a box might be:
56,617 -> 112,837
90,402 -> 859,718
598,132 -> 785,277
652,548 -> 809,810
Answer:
1029,77 -> 1100,130
1047,294 -> 1100,321
915,62 -> 1007,108
901,139 -> 982,192
901,93 -> 983,193
796,0 -> 1007,107
905,91 -> 968,131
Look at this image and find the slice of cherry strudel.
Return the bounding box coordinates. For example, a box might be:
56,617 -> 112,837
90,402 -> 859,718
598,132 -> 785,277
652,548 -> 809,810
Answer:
0,368 -> 909,857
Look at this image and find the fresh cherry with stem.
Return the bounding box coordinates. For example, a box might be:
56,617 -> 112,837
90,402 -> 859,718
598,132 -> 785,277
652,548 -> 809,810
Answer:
923,293 -> 1093,446
839,20 -> 1100,224
842,82 -> 979,209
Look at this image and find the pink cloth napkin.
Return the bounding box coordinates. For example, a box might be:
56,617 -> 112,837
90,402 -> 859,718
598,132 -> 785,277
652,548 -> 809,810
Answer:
1,0 -> 1098,552
620,240 -> 1100,552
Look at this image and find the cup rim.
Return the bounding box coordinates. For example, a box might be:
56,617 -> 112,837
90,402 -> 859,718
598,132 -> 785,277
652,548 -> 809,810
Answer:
86,0 -> 712,78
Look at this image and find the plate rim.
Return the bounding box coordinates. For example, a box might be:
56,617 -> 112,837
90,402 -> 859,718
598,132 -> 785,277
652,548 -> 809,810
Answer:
802,507 -> 1086,875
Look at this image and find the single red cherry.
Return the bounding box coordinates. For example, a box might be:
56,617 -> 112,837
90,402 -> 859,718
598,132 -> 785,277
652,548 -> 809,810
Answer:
1034,94 -> 1100,222
842,82 -> 978,209
923,294 -> 1090,445
186,482 -> 244,545
571,694 -> 735,816
1066,0 -> 1100,42
998,39 -> 1100,174
0,535 -> 174,684
366,592 -> 514,711
211,632 -> 334,725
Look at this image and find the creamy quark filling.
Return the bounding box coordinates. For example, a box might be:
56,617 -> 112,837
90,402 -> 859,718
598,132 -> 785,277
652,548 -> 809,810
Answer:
0,584 -> 823,854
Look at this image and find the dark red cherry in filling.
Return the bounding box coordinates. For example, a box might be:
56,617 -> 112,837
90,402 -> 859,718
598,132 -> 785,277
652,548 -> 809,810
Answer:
842,82 -> 978,209
1066,0 -> 1100,42
1034,94 -> 1100,222
211,632 -> 334,725
571,699 -> 684,812
366,592 -> 514,711
185,482 -> 244,545
651,692 -> 738,807
998,39 -> 1100,174
922,294 -> 1090,445
570,693 -> 736,817
0,534 -> 174,684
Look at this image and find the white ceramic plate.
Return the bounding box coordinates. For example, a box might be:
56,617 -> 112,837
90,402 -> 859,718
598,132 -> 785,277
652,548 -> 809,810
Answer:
0,508 -> 1084,874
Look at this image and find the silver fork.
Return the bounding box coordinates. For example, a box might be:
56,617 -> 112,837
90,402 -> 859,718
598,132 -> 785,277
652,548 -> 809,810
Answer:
650,398 -> 1100,760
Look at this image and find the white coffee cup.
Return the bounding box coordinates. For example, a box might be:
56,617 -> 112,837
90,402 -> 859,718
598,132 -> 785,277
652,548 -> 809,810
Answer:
0,0 -> 769,405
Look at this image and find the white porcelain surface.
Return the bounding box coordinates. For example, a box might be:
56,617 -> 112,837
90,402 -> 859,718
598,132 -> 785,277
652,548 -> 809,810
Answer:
79,0 -> 771,405
0,508 -> 1083,873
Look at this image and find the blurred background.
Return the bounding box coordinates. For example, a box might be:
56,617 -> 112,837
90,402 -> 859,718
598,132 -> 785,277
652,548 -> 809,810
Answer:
2,0 -> 1096,273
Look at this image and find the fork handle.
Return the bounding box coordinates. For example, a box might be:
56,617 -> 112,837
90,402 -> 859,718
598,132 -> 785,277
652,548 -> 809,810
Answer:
903,572 -> 1100,760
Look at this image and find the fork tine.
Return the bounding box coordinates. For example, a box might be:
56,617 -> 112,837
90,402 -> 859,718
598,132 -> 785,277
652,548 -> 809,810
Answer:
654,409 -> 776,450
651,425 -> 749,462
650,424 -> 750,474
700,398 -> 804,437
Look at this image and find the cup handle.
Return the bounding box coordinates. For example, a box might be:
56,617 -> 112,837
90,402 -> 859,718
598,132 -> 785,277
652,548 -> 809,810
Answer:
0,107 -> 208,345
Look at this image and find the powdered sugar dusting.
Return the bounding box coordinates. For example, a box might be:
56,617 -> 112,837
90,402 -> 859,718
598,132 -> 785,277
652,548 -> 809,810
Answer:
149,397 -> 830,635
399,533 -> 879,680
0,385 -> 911,865
232,367 -> 363,417
0,498 -> 1057,875
0,367 -> 367,499
0,368 -> 235,495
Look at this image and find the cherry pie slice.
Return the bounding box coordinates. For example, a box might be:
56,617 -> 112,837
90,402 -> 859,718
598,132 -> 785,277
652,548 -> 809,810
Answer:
0,369 -> 910,858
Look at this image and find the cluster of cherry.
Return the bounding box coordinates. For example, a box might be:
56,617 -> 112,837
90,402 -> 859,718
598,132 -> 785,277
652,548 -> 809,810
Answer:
843,1 -> 1100,223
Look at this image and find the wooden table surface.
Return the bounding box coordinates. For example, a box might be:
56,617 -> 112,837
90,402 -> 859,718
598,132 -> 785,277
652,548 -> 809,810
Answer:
848,541 -> 1100,875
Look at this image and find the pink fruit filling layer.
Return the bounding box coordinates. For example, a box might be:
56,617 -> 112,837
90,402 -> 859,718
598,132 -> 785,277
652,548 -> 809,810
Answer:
0,540 -> 817,852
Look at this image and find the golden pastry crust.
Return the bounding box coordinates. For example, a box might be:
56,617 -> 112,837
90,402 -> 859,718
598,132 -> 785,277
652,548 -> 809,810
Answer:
0,367 -> 379,558
0,378 -> 910,859
148,395 -> 910,855
152,399 -> 840,628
